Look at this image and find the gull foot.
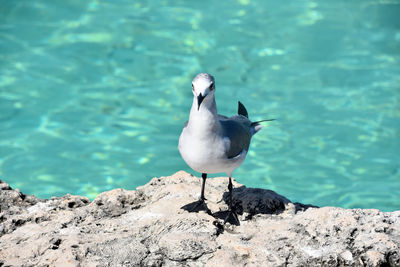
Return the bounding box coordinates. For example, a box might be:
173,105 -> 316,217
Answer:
223,209 -> 240,226
212,209 -> 241,226
181,199 -> 211,214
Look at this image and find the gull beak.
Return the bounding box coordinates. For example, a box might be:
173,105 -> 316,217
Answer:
197,93 -> 205,110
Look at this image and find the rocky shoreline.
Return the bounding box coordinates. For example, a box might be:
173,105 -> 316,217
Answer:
1,171 -> 399,266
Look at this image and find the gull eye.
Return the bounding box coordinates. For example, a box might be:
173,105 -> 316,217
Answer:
192,84 -> 194,91
209,82 -> 215,90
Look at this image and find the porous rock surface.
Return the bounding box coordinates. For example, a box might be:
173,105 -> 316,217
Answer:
0,171 -> 399,266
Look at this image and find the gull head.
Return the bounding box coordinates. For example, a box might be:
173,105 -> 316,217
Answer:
192,73 -> 215,110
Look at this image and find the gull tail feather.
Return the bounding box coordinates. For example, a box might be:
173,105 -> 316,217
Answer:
250,119 -> 275,135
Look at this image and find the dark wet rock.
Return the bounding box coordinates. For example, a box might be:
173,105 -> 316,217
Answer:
0,172 -> 399,266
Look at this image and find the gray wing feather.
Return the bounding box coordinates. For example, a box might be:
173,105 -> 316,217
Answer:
219,115 -> 252,159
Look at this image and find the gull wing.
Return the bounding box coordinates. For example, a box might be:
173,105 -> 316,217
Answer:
219,116 -> 252,159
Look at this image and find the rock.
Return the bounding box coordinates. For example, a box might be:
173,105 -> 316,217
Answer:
0,172 -> 399,266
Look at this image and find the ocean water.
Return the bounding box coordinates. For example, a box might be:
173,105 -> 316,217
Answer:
0,0 -> 399,211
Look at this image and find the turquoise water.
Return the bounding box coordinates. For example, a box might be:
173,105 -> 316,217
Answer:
1,1 -> 399,211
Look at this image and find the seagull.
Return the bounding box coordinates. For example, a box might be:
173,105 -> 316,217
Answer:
178,73 -> 274,225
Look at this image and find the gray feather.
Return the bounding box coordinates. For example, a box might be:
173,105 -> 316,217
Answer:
219,116 -> 252,159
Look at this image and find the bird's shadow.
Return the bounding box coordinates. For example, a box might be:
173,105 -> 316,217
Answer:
181,185 -> 317,225
181,199 -> 240,226
181,200 -> 212,215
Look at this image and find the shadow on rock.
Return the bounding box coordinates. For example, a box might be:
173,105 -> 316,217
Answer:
181,200 -> 212,215
218,186 -> 317,220
181,184 -> 317,226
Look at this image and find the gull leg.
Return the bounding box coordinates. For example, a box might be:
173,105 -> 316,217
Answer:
224,177 -> 240,225
200,173 -> 207,201
181,173 -> 210,213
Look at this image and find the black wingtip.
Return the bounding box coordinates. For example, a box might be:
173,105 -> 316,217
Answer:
250,119 -> 275,127
238,101 -> 248,118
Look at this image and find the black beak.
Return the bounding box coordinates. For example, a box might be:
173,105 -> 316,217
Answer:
197,93 -> 205,110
